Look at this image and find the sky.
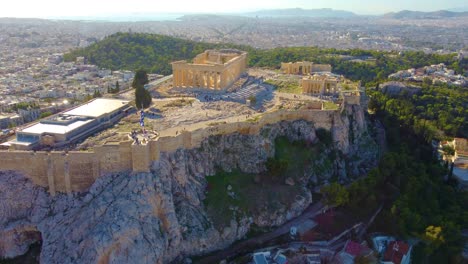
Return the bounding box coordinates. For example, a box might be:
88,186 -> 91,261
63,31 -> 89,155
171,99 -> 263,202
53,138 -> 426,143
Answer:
0,0 -> 466,18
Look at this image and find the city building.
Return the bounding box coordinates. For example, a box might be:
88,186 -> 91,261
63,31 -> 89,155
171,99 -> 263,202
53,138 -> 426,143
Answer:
438,138 -> 468,188
371,236 -> 412,264
382,241 -> 411,264
334,240 -> 374,264
171,49 -> 247,90
452,138 -> 468,187
6,98 -> 131,150
0,114 -> 12,129
388,63 -> 467,87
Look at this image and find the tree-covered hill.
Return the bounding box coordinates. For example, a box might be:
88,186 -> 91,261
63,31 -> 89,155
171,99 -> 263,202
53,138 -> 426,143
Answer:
64,33 -> 249,75
64,33 -> 463,84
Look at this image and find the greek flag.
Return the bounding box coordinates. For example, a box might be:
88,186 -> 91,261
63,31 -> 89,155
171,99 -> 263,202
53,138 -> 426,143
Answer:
139,110 -> 145,127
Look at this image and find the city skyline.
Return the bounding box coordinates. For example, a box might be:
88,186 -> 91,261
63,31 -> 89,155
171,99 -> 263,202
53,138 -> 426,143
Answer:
0,0 -> 467,19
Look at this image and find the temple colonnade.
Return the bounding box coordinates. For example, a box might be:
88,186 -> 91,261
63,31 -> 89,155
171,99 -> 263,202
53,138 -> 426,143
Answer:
172,50 -> 247,90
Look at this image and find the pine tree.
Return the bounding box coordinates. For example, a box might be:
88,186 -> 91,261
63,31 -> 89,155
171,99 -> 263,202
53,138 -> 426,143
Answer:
132,69 -> 149,89
93,89 -> 102,98
135,84 -> 152,108
115,81 -> 120,93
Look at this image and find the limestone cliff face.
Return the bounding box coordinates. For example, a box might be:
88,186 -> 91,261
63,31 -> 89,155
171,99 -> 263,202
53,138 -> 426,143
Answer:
0,104 -> 378,263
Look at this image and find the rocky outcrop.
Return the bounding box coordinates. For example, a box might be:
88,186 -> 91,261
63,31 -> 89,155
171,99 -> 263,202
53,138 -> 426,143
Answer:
0,104 -> 378,263
0,172 -> 48,258
380,81 -> 422,97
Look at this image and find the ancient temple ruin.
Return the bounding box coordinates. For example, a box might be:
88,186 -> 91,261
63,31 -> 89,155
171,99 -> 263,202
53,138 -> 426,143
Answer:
281,61 -> 332,75
302,73 -> 360,96
171,49 -> 247,90
302,74 -> 339,95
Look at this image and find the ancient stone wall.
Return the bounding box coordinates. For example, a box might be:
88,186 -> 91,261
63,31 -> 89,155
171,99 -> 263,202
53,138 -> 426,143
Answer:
281,62 -> 332,75
0,108 -> 350,194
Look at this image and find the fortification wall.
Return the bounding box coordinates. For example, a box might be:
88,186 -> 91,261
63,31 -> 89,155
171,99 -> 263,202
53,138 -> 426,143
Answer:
0,108 -> 345,194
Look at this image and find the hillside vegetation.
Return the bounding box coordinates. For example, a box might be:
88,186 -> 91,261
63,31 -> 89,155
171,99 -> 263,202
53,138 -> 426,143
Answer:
369,83 -> 468,139
64,33 -> 464,84
64,33 -> 248,75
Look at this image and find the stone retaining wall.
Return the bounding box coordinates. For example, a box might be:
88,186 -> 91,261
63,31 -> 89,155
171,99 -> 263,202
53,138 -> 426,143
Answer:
0,106 -> 354,195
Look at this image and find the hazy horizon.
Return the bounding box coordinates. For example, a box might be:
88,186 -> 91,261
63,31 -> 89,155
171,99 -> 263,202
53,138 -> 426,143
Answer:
0,0 -> 467,19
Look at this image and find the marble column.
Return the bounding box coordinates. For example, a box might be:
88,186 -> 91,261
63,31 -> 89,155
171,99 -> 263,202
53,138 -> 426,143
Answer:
215,73 -> 220,90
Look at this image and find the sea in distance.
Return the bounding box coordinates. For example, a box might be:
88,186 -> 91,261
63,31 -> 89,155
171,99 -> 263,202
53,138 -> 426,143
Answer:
48,13 -> 185,22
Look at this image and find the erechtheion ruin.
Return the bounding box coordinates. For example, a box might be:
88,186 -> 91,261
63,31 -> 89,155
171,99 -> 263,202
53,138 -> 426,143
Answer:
302,74 -> 339,95
171,49 -> 247,90
281,61 -> 332,75
302,73 -> 361,96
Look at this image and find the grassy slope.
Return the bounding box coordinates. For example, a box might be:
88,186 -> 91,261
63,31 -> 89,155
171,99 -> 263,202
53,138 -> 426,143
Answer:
204,137 -> 325,229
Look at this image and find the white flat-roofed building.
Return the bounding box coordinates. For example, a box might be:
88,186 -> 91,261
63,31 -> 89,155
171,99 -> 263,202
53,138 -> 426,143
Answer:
9,98 -> 131,150
64,98 -> 130,118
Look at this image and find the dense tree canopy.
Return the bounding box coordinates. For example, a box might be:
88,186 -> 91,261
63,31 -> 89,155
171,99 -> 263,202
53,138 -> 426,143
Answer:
64,33 -> 463,85
361,86 -> 468,263
64,33 -> 248,75
368,82 -> 468,139
321,182 -> 349,207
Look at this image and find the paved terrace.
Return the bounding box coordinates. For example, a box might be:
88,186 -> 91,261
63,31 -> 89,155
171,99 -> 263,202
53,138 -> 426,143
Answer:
128,92 -> 330,143
78,86 -> 331,149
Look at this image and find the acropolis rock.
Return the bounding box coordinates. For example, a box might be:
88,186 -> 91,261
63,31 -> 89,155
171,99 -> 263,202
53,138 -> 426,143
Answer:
0,104 -> 378,263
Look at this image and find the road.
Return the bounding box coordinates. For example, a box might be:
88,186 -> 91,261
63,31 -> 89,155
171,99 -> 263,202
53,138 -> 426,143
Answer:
117,75 -> 173,100
197,201 -> 325,264
148,74 -> 173,87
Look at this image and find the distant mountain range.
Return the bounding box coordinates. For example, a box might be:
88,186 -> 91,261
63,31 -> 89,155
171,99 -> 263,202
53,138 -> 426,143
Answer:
383,10 -> 468,19
244,8 -> 356,18
2,8 -> 468,22
242,8 -> 468,19
447,7 -> 468,12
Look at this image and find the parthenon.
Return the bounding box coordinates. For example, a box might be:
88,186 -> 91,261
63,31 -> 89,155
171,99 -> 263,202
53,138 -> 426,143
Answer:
281,61 -> 332,75
171,49 -> 247,90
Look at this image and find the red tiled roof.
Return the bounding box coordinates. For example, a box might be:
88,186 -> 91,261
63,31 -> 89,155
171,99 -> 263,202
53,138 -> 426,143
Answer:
383,241 -> 410,264
344,241 -> 364,257
455,138 -> 468,154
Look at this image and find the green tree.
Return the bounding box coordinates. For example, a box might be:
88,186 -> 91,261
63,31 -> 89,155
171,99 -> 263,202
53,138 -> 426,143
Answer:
93,89 -> 102,98
248,95 -> 257,105
132,69 -> 149,88
321,182 -> 349,207
423,77 -> 433,86
441,145 -> 455,156
115,81 -> 120,93
40,111 -> 52,119
135,84 -> 152,109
